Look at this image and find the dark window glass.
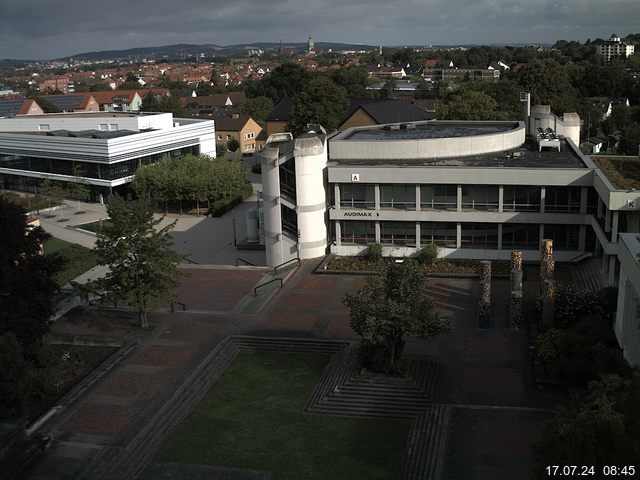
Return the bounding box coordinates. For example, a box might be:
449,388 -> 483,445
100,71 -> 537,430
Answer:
503,186 -> 541,212
460,223 -> 499,249
380,184 -> 415,210
502,223 -> 540,250
545,186 -> 581,213
543,224 -> 579,250
281,205 -> 298,239
380,221 -> 416,246
339,184 -> 375,209
462,185 -> 499,211
420,222 -> 457,248
421,184 -> 457,210
341,221 -> 376,244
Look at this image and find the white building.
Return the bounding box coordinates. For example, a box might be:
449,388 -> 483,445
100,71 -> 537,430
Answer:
258,117 -> 640,365
596,34 -> 635,62
0,112 -> 215,201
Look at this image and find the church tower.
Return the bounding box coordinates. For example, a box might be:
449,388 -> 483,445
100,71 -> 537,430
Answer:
308,34 -> 315,54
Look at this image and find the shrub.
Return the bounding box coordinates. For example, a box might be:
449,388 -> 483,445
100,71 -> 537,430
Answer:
367,243 -> 383,262
418,244 -> 439,265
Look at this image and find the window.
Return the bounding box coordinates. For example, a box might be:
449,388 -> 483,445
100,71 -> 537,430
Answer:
38,124 -> 50,131
461,223 -> 499,249
544,224 -> 579,250
340,184 -> 375,209
279,159 -> 296,201
281,205 -> 298,239
380,184 -> 415,210
503,186 -> 540,212
99,124 -> 108,131
217,135 -> 223,141
502,223 -> 539,250
244,132 -> 255,139
226,135 -> 232,141
421,185 -> 457,210
462,185 -> 499,211
109,123 -> 118,130
341,221 -> 376,244
380,222 -> 416,246
420,222 -> 457,248
545,187 -> 581,213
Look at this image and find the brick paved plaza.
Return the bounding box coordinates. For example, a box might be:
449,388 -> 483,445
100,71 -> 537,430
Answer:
22,261 -> 564,479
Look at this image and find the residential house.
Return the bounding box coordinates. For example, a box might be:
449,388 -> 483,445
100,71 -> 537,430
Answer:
338,99 -> 434,130
180,92 -> 247,116
0,99 -> 44,117
38,93 -> 99,113
214,114 -> 262,154
91,91 -> 143,112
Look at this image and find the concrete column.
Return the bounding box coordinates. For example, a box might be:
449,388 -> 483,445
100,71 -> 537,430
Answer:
578,225 -> 586,251
457,184 -> 462,212
456,222 -> 462,248
415,185 -> 421,211
374,184 -> 380,210
334,184 -> 341,210
597,197 -> 603,220
540,186 -> 546,213
609,256 -> 617,286
416,222 -> 421,248
580,186 -> 588,215
539,224 -> 545,245
335,221 -> 341,247
375,221 -> 380,243
605,208 -> 611,232
612,211 -> 619,242
498,185 -> 504,213
602,253 -> 609,275
497,224 -> 503,250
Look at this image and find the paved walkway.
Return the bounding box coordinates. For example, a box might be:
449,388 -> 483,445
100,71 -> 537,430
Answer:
25,260 -> 563,480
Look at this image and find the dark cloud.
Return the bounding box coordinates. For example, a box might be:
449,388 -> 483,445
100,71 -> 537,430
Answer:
1,0 -> 639,59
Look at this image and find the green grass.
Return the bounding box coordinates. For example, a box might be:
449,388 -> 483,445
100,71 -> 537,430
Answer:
43,237 -> 99,286
76,220 -> 111,233
156,351 -> 410,480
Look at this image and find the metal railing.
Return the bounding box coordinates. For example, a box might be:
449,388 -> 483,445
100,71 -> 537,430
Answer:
170,301 -> 186,312
274,257 -> 300,275
254,278 -> 283,296
235,257 -> 256,267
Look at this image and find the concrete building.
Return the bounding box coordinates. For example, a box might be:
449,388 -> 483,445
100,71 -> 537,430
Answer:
596,34 -> 635,62
0,112 -> 215,202
258,117 -> 640,365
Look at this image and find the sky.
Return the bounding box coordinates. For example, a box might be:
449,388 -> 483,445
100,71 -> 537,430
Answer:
2,0 -> 640,60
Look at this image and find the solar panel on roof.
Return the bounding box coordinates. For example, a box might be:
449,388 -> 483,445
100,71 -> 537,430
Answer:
0,100 -> 24,117
42,95 -> 84,110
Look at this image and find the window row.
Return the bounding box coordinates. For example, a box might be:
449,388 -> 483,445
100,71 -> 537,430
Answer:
340,221 -> 580,250
338,184 -> 587,213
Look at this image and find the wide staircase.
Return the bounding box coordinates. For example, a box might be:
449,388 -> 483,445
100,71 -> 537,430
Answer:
570,257 -> 606,292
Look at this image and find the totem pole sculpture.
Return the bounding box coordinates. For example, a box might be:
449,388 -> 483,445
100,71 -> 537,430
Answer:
479,260 -> 491,328
510,250 -> 523,330
540,239 -> 556,326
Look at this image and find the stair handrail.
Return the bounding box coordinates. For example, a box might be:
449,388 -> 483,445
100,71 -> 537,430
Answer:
254,278 -> 283,296
235,257 -> 256,267
274,257 -> 300,275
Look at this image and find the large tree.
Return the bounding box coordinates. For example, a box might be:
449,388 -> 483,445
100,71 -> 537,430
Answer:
0,197 -> 63,345
286,76 -> 348,135
90,196 -> 182,328
343,261 -> 452,373
437,90 -> 505,120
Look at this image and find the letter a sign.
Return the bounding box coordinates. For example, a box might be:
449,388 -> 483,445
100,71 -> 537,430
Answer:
351,173 -> 360,182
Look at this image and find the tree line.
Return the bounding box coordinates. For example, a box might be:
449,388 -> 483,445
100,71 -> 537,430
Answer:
132,154 -> 248,214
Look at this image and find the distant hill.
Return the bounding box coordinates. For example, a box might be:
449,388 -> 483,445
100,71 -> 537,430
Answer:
58,42 -> 380,61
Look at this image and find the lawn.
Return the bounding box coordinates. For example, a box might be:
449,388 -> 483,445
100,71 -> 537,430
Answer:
156,351 -> 410,480
43,237 -> 99,286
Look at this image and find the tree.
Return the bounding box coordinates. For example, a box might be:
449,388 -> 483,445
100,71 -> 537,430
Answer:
618,123 -> 640,155
534,373 -> 640,475
513,58 -> 578,114
90,196 -> 182,328
0,197 -> 63,345
245,63 -> 311,104
68,164 -> 90,211
227,137 -> 240,153
38,178 -> 66,210
342,261 -> 452,373
286,76 -> 348,134
240,96 -> 274,126
437,90 -> 503,120
140,91 -> 161,111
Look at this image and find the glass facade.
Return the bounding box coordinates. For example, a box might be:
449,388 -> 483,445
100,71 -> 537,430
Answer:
502,223 -> 539,250
461,223 -> 499,249
543,224 -> 579,250
340,184 -> 375,209
461,185 -> 499,211
0,146 -> 199,182
421,185 -> 457,210
341,221 -> 376,244
420,222 -> 457,248
503,186 -> 541,212
380,221 -> 416,246
281,205 -> 298,239
380,184 -> 415,210
279,159 -> 296,201
545,186 -> 581,213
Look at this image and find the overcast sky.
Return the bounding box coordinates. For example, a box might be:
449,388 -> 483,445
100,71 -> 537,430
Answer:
2,0 -> 639,60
